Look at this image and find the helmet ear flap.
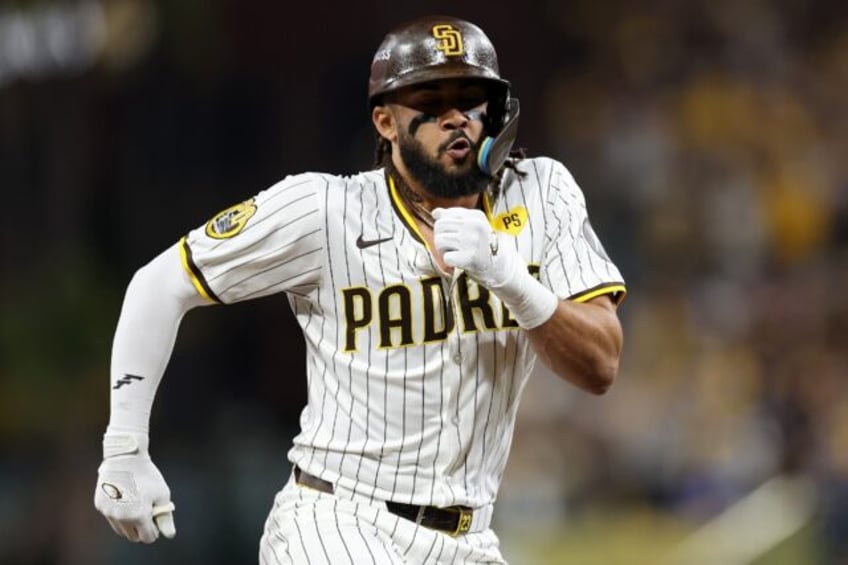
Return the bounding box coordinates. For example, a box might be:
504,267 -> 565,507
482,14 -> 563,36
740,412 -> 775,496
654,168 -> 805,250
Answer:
477,97 -> 519,177
483,88 -> 508,137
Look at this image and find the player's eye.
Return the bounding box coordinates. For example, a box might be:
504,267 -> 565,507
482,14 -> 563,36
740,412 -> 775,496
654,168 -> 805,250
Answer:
407,99 -> 486,120
464,107 -> 486,121
407,97 -> 440,114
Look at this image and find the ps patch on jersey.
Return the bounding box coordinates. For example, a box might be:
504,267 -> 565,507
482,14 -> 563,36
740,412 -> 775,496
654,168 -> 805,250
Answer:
493,206 -> 528,236
205,199 -> 257,239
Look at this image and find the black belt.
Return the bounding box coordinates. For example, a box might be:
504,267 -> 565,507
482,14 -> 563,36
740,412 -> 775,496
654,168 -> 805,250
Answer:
294,467 -> 473,536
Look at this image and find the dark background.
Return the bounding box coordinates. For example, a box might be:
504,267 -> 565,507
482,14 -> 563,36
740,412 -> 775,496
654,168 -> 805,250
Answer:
2,0 -> 847,563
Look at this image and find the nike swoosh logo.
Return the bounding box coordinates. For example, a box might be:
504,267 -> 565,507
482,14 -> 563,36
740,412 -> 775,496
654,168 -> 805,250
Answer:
356,234 -> 393,249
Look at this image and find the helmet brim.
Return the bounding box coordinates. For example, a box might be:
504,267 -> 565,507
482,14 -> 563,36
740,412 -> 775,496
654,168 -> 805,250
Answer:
370,67 -> 509,106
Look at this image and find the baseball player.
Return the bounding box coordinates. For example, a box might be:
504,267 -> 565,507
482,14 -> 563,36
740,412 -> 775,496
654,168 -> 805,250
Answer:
94,16 -> 626,564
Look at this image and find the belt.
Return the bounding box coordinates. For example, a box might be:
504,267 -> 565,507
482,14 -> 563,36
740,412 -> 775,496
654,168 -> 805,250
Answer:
294,467 -> 473,536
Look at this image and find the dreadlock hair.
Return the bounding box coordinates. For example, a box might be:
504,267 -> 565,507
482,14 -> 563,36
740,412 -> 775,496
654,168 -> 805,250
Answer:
374,134 -> 392,170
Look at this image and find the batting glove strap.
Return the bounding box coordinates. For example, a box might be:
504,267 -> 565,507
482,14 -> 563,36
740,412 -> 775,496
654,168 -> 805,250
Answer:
489,263 -> 559,330
103,430 -> 145,458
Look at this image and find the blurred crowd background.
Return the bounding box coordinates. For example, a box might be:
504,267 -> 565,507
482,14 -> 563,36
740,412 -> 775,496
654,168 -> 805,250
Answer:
1,0 -> 846,563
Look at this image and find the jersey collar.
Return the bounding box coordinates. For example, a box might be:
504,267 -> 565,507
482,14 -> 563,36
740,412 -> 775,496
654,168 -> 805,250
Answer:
385,170 -> 495,248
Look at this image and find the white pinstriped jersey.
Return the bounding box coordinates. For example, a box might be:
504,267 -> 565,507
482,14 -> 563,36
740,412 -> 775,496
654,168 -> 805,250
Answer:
181,156 -> 625,512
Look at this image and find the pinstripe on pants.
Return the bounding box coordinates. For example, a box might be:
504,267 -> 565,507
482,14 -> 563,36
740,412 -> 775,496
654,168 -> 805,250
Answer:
259,478 -> 506,564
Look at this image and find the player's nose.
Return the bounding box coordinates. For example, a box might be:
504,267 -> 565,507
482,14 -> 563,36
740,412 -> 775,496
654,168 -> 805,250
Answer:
439,107 -> 470,130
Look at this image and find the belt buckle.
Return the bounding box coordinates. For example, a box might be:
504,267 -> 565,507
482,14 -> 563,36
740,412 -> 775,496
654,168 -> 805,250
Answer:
449,506 -> 473,536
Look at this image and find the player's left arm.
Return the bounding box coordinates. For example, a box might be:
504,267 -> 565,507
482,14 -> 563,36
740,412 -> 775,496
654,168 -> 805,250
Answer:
524,294 -> 622,394
433,206 -> 624,394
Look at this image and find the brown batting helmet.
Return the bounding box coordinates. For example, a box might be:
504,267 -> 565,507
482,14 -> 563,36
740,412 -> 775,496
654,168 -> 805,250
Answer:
368,16 -> 510,106
369,16 -> 520,176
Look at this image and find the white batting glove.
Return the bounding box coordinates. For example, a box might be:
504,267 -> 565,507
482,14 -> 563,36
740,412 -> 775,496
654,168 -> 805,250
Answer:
432,207 -> 559,329
94,431 -> 176,543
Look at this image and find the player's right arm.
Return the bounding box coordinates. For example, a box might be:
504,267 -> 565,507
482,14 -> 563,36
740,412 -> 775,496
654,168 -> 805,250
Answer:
94,173 -> 327,543
94,242 -> 210,543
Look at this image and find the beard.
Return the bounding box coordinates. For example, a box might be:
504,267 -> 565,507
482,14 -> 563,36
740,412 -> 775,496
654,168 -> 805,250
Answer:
398,127 -> 490,199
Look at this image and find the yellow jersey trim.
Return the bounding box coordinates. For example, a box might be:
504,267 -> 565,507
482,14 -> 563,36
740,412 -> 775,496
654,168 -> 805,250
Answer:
388,175 -> 429,247
571,284 -> 627,305
179,236 -> 219,303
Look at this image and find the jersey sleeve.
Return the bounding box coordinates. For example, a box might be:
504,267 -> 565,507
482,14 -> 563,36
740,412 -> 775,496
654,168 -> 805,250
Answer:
541,160 -> 626,304
180,173 -> 326,304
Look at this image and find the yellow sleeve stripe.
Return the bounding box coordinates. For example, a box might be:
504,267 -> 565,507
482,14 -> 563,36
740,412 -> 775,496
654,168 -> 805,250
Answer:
571,284 -> 627,305
179,236 -> 220,303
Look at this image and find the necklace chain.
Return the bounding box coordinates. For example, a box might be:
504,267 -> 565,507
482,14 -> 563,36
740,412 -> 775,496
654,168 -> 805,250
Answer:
393,175 -> 435,229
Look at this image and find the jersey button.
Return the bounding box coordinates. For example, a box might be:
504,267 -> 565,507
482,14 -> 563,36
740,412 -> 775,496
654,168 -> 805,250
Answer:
452,352 -> 462,364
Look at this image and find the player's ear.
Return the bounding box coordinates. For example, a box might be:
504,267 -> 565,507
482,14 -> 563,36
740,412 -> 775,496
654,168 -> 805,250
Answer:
372,105 -> 397,143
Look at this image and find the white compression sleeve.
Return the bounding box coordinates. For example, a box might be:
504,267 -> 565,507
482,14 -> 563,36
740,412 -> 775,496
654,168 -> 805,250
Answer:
108,243 -> 210,434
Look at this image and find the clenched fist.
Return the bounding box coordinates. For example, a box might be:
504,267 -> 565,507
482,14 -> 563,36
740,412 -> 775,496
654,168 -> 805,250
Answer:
94,431 -> 176,543
432,207 -> 558,329
432,207 -> 516,289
